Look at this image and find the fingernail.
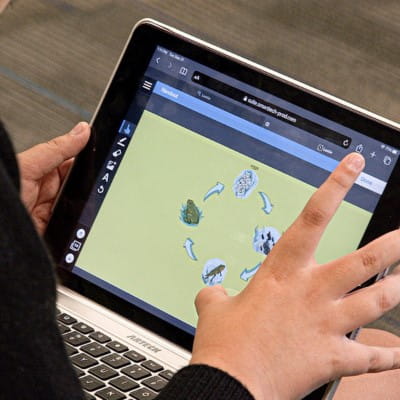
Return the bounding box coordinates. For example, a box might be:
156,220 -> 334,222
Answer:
70,122 -> 87,135
346,153 -> 365,172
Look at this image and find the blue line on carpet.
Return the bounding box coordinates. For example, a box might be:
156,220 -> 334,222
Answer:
0,65 -> 91,120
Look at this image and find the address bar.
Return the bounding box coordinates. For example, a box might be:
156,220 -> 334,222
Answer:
153,81 -> 386,195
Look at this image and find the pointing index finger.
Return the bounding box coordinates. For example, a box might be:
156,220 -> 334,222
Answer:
278,153 -> 365,264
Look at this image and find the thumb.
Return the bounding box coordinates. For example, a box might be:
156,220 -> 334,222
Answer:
194,285 -> 228,316
18,122 -> 90,178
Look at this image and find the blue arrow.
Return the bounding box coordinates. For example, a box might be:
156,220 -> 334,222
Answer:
240,262 -> 262,281
183,238 -> 197,261
203,182 -> 225,201
259,192 -> 273,214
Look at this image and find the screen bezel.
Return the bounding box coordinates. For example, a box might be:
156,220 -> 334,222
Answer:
45,20 -> 400,390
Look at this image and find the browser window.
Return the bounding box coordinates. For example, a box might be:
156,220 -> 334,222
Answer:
60,46 -> 399,335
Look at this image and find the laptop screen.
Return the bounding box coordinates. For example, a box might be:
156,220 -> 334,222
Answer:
57,44 -> 399,336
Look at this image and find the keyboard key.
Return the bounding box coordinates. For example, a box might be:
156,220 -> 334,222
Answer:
159,369 -> 175,380
62,331 -> 90,346
84,391 -> 95,400
71,353 -> 98,369
142,375 -> 168,392
80,375 -> 105,391
141,360 -> 163,372
81,343 -> 110,357
130,387 -> 157,400
64,343 -> 78,356
109,376 -> 139,392
90,331 -> 111,343
73,322 -> 94,334
106,341 -> 128,353
73,366 -> 85,377
124,350 -> 145,363
121,365 -> 150,380
57,313 -> 77,325
101,354 -> 130,368
58,322 -> 71,334
89,364 -> 118,380
95,387 -> 126,400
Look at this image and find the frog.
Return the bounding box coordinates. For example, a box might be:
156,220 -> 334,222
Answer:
183,199 -> 200,225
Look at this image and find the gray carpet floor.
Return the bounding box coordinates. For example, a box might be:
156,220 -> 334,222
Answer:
0,0 -> 399,336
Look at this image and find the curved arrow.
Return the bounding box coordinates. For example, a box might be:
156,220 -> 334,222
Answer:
183,238 -> 197,261
259,191 -> 273,214
240,262 -> 261,281
203,182 -> 225,201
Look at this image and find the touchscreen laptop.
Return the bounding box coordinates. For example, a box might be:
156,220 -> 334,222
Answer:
45,19 -> 400,400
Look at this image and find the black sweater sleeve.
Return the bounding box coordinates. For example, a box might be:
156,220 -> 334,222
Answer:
0,121 -> 85,400
156,365 -> 254,400
0,120 -> 20,190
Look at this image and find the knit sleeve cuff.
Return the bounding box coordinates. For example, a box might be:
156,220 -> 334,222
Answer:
155,364 -> 254,400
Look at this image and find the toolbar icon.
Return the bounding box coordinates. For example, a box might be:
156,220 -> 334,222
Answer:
355,144 -> 364,153
383,155 -> 392,166
117,137 -> 128,147
102,173 -> 110,183
123,124 -> 132,135
106,160 -> 117,171
179,66 -> 188,76
142,80 -> 153,91
70,240 -> 82,252
76,229 -> 86,239
119,120 -> 134,137
65,253 -> 75,264
112,149 -> 122,158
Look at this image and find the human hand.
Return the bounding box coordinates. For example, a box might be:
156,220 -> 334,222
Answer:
18,122 -> 90,235
191,153 -> 400,400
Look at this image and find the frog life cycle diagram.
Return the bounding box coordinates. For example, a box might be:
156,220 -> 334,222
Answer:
75,112 -> 370,329
179,167 -> 281,287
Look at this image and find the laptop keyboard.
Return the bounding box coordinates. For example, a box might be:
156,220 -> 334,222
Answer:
57,310 -> 175,400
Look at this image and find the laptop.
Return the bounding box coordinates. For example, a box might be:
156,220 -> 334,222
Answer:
45,19 -> 400,400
